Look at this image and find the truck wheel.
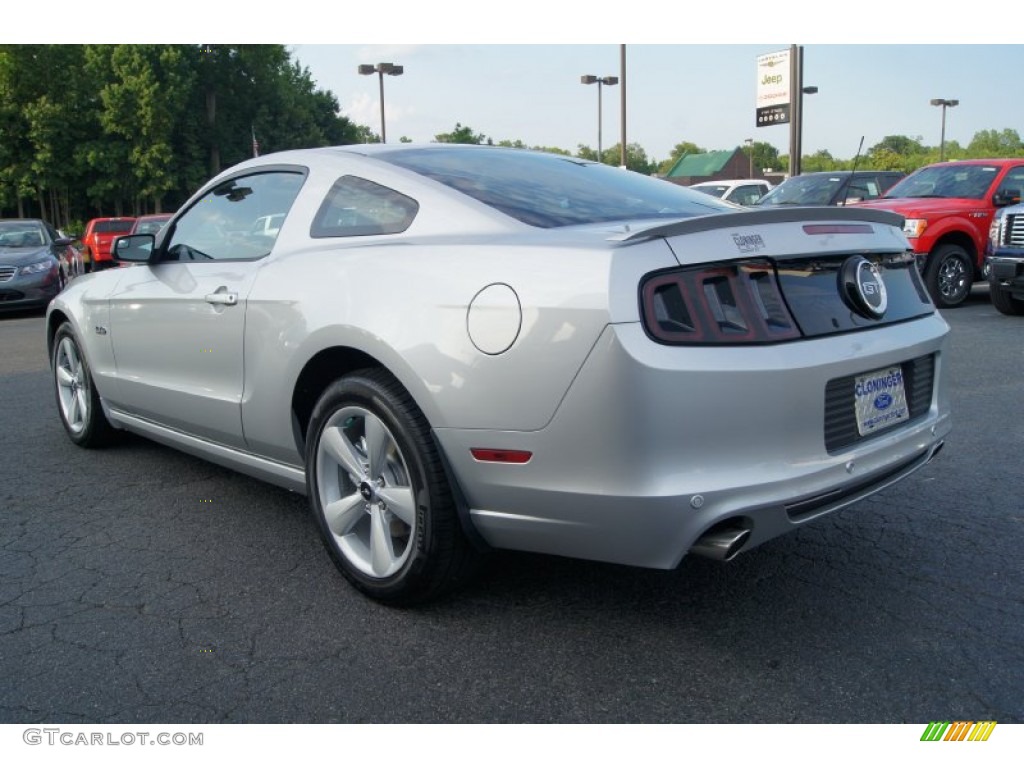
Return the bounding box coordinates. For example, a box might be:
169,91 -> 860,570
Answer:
988,278 -> 1024,316
924,245 -> 973,308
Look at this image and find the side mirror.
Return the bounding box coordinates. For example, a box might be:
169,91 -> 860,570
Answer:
113,234 -> 155,263
993,189 -> 1021,207
53,237 -> 75,247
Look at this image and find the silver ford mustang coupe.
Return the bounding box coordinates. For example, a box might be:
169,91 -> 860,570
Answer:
46,145 -> 951,603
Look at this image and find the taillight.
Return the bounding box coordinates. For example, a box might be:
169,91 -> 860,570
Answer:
641,259 -> 800,345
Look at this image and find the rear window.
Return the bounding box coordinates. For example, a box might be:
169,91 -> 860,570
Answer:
377,146 -> 733,228
95,220 -> 134,233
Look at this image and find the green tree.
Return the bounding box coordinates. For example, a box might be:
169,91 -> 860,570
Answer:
579,143 -> 656,174
750,141 -> 781,174
966,129 -> 1023,158
658,141 -> 705,175
434,123 -> 490,144
801,149 -> 838,172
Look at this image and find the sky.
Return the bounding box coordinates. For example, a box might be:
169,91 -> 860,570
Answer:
17,2 -> 1024,167
287,43 -> 1024,165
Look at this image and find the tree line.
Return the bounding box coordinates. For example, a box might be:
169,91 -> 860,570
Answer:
4,44 -> 1024,233
0,44 -> 360,230
428,123 -> 1024,178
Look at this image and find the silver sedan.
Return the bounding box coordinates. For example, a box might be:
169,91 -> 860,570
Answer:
46,145 -> 951,603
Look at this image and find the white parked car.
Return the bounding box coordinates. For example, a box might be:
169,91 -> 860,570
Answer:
47,145 -> 951,603
689,179 -> 773,206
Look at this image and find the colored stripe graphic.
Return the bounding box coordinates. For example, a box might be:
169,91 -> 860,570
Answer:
920,721 -> 996,741
969,722 -> 997,741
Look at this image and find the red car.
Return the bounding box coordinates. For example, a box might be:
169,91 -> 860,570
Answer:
855,159 -> 1024,308
81,217 -> 136,271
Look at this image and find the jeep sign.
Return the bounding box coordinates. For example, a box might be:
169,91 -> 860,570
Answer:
756,49 -> 791,127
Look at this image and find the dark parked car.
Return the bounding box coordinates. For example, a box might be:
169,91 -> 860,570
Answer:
0,219 -> 76,312
754,171 -> 905,207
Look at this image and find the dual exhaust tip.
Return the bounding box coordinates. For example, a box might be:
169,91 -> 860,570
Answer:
689,524 -> 751,562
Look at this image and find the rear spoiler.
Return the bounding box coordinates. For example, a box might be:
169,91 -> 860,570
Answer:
607,206 -> 905,243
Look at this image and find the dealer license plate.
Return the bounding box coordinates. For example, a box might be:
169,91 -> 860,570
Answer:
854,365 -> 909,436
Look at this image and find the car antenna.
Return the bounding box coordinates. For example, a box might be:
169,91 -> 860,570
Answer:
838,136 -> 865,207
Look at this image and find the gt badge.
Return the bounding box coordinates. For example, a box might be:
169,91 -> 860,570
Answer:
840,256 -> 887,319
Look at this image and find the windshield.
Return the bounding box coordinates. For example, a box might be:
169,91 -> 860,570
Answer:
378,146 -> 734,228
883,164 -> 998,200
0,222 -> 47,247
755,175 -> 847,206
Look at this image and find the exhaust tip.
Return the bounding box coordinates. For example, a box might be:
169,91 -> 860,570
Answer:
689,524 -> 752,562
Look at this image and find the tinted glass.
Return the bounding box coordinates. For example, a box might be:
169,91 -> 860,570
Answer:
311,176 -> 418,238
884,164 -> 1000,200
95,220 -> 134,233
378,146 -> 733,228
756,174 -> 848,206
164,171 -> 304,261
0,222 -> 46,247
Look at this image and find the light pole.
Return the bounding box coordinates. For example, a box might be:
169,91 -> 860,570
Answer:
930,98 -> 959,161
787,45 -> 819,177
358,62 -> 404,143
581,74 -> 619,163
745,138 -> 754,178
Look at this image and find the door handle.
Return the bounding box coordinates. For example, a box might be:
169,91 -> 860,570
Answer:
205,288 -> 238,306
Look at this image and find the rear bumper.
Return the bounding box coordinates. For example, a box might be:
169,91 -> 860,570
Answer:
437,316 -> 951,569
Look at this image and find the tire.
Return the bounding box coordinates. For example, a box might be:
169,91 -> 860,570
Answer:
305,369 -> 478,604
988,278 -> 1024,316
924,244 -> 973,308
52,322 -> 115,447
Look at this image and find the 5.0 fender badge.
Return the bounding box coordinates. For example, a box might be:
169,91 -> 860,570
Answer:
840,256 -> 887,319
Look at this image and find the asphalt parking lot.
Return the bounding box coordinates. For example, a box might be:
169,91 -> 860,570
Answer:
0,286 -> 1021,724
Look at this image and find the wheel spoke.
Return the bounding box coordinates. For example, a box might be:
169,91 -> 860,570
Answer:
67,390 -> 81,426
321,425 -> 366,482
369,505 -> 396,576
378,485 -> 416,527
56,366 -> 74,388
364,415 -> 391,479
65,341 -> 81,376
75,389 -> 88,424
323,493 -> 366,537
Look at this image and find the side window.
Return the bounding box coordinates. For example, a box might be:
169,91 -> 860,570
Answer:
730,185 -> 766,206
997,167 -> 1024,198
165,171 -> 304,262
311,175 -> 418,238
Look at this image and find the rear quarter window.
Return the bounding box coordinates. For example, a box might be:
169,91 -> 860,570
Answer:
311,176 -> 419,238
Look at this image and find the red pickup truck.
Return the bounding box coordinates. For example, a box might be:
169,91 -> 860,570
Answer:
80,217 -> 136,272
854,159 -> 1024,308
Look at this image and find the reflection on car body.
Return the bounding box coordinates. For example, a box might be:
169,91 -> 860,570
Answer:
46,145 -> 951,604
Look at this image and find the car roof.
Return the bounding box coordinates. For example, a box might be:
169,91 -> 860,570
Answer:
691,179 -> 769,187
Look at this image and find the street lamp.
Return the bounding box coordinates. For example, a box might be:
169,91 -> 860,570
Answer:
745,138 -> 754,178
930,98 -> 959,162
358,62 -> 404,143
581,74 -> 619,163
